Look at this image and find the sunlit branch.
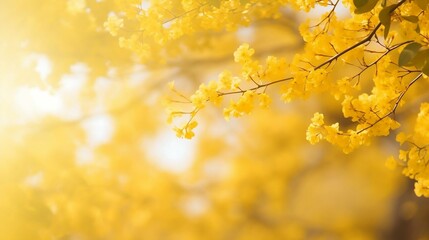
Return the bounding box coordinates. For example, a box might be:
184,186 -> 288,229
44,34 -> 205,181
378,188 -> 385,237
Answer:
314,0 -> 406,70
217,77 -> 294,96
356,72 -> 423,134
350,40 -> 413,83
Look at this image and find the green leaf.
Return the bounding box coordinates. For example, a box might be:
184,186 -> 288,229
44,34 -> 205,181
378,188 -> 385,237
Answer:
379,4 -> 397,39
411,49 -> 429,69
415,0 -> 428,10
354,0 -> 369,8
402,15 -> 419,23
422,62 -> 429,76
416,24 -> 421,34
354,0 -> 379,14
399,42 -> 423,67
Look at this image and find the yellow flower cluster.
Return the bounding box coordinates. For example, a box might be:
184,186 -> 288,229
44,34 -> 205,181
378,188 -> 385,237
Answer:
415,180 -> 429,197
174,120 -> 198,139
168,43 -> 289,138
103,0 -> 292,63
163,0 -> 429,198
104,14 -> 124,37
224,90 -> 256,120
397,103 -> 429,197
234,43 -> 260,78
306,112 -> 368,154
264,56 -> 288,81
306,91 -> 403,154
304,53 -> 417,154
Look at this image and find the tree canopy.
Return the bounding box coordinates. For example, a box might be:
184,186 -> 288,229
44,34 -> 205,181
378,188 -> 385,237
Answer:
1,0 -> 429,239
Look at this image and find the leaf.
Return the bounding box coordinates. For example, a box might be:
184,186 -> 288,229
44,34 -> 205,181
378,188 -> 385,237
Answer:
411,48 -> 429,69
422,62 -> 429,76
398,42 -> 422,67
379,4 -> 397,39
354,0 -> 369,8
354,0 -> 379,14
415,0 -> 428,10
402,15 -> 419,23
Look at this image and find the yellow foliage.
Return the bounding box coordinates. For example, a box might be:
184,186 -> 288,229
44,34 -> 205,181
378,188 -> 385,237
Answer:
2,0 -> 429,239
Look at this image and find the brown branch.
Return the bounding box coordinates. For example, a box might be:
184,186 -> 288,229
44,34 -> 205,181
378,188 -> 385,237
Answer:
356,72 -> 423,134
351,40 -> 413,81
313,0 -> 407,70
218,77 -> 294,96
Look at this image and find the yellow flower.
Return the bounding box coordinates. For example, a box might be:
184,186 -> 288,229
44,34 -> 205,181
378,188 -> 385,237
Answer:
258,93 -> 271,108
385,156 -> 397,170
104,15 -> 124,36
396,132 -> 408,145
233,43 -> 255,63
415,180 -> 429,197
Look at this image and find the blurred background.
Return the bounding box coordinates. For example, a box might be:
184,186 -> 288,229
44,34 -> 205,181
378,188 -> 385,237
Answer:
1,0 -> 429,239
